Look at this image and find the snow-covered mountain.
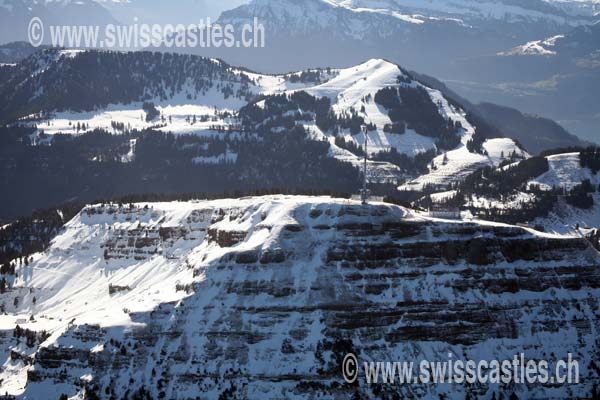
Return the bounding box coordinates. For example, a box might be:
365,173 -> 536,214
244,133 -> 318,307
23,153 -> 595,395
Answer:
93,0 -> 248,25
175,0 -> 599,145
0,50 -> 526,206
221,0 -> 599,36
207,0 -> 600,74
1,48 -> 594,230
1,195 -> 599,398
447,20 -> 600,145
499,19 -> 600,58
248,58 -> 526,189
320,0 -> 600,24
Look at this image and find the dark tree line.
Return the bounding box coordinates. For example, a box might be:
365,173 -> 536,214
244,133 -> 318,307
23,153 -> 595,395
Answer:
0,203 -> 83,269
335,136 -> 365,157
372,148 -> 437,175
14,325 -> 50,348
142,102 -> 160,122
580,147 -> 600,174
425,156 -> 559,223
285,69 -> 328,84
460,156 -> 550,198
566,179 -> 596,209
464,111 -> 505,154
374,85 -> 461,150
0,49 -> 256,124
0,124 -> 362,222
429,151 -> 599,224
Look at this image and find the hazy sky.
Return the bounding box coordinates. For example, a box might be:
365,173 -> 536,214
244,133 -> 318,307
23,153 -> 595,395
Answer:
105,0 -> 250,24
192,0 -> 250,20
209,0 -> 250,18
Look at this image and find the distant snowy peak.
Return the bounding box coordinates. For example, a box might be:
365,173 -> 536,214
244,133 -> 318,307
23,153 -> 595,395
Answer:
331,0 -> 600,19
219,0 -> 600,37
499,34 -> 565,56
498,20 -> 600,56
218,0 -> 426,40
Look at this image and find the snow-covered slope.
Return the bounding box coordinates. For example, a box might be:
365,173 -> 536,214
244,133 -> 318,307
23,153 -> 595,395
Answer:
528,152 -> 600,233
2,50 -> 292,139
13,49 -> 322,136
302,59 -> 439,157
530,152 -> 599,191
499,20 -> 600,57
303,60 -> 525,190
1,196 -> 600,399
208,0 -> 599,74
499,34 -> 565,56
440,151 -> 600,235
400,137 -> 527,191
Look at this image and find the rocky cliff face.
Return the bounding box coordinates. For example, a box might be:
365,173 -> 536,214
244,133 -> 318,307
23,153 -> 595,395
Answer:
1,196 -> 599,399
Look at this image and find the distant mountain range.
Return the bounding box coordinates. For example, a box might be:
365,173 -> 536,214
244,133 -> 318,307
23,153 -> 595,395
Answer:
0,41 -> 47,64
202,0 -> 600,143
201,0 -> 596,69
0,48 -> 591,221
444,20 -> 600,145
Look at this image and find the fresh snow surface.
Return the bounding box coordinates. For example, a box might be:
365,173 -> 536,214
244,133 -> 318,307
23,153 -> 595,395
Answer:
529,152 -> 599,191
399,100 -> 526,191
528,152 -> 600,234
34,104 -> 235,137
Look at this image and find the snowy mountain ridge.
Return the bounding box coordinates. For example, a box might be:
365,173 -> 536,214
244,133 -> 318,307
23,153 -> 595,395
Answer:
220,0 -> 600,38
1,195 -> 600,398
